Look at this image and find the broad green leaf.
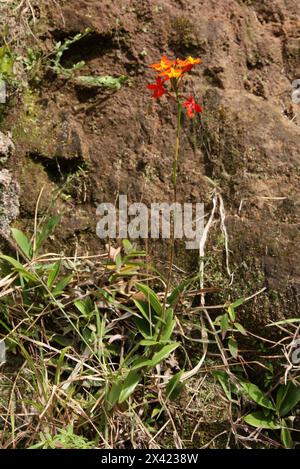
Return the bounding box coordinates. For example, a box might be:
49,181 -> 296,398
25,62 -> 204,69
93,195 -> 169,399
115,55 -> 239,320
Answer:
52,335 -> 73,347
131,356 -> 153,370
0,255 -> 37,282
0,254 -> 27,271
133,299 -> 153,325
151,407 -> 162,419
276,384 -> 289,413
227,306 -> 235,322
220,314 -> 229,335
239,379 -> 275,410
230,297 -> 245,308
132,317 -> 152,339
281,421 -> 293,449
135,283 -> 163,317
0,46 -> 14,76
11,228 -> 32,258
36,215 -> 60,252
118,370 -> 141,403
51,274 -> 73,297
139,339 -> 158,346
213,370 -> 232,401
166,371 -> 185,401
277,382 -> 300,417
106,380 -> 122,407
234,322 -> 247,336
160,308 -> 175,342
151,343 -> 180,367
167,275 -> 198,306
228,337 -> 238,358
76,75 -> 128,89
122,239 -> 133,254
74,298 -> 94,317
47,262 -> 60,289
244,411 -> 281,430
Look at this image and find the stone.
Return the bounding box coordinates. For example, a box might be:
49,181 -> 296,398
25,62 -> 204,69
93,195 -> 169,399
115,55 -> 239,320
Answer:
0,169 -> 20,236
0,131 -> 14,165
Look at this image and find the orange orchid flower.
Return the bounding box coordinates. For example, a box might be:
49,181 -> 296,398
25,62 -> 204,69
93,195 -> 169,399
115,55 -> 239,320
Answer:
147,55 -> 203,116
151,55 -> 201,80
177,56 -> 201,67
150,55 -> 175,72
158,66 -> 184,80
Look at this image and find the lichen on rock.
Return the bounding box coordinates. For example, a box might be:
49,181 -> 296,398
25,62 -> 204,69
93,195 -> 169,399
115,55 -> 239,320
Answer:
0,131 -> 14,166
0,169 -> 20,236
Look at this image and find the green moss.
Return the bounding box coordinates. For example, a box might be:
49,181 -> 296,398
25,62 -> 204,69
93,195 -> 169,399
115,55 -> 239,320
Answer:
12,89 -> 54,155
170,17 -> 198,52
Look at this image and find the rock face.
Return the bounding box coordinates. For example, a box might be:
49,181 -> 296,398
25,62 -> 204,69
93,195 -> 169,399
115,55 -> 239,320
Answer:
0,132 -> 14,165
0,0 -> 299,330
0,170 -> 20,236
0,132 -> 19,236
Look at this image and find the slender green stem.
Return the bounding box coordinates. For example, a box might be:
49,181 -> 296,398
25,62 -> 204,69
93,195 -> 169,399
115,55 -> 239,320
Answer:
159,96 -> 182,338
172,98 -> 182,191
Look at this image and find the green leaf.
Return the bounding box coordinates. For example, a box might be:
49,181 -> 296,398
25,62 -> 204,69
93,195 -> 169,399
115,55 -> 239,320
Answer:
230,297 -> 245,308
167,275 -> 199,306
244,411 -> 281,429
122,239 -> 133,254
132,316 -> 152,339
118,370 -> 141,403
55,347 -> 70,385
51,274 -> 73,297
228,337 -> 238,358
213,370 -> 232,401
227,306 -> 235,322
281,421 -> 293,449
0,46 -> 14,76
0,255 -> 37,282
135,283 -> 163,317
36,215 -> 60,252
277,382 -> 300,417
74,298 -> 94,317
160,308 -> 175,342
106,380 -> 122,407
151,343 -> 180,367
151,407 -> 162,419
268,318 -> 300,326
234,322 -> 247,336
131,343 -> 179,370
11,228 -> 32,258
238,379 -> 275,410
133,299 -> 154,325
131,357 -> 152,370
53,28 -> 91,66
0,254 -> 26,271
219,314 -> 229,335
166,371 -> 185,401
52,335 -> 73,347
139,339 -> 159,346
76,75 -> 128,89
47,262 -> 61,289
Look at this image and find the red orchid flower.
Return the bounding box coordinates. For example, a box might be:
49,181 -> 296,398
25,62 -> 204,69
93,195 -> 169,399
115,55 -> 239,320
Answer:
183,96 -> 203,118
147,76 -> 167,99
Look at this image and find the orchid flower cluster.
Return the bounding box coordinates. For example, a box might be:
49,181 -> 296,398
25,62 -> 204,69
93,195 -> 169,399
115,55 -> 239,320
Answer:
147,55 -> 202,118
